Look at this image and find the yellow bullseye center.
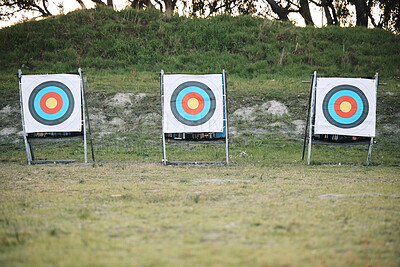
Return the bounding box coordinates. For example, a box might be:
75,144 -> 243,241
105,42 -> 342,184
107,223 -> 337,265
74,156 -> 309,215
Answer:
187,98 -> 199,109
46,98 -> 58,109
340,101 -> 352,113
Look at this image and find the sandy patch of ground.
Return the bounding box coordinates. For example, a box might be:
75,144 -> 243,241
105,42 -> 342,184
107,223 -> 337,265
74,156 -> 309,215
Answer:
0,127 -> 17,135
259,100 -> 289,116
111,93 -> 134,106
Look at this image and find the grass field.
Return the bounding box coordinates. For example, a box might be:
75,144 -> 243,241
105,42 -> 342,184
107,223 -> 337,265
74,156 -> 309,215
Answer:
0,162 -> 399,266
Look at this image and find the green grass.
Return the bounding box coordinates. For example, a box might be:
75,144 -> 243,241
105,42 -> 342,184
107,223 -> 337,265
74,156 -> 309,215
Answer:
1,7 -> 399,78
1,137 -> 399,168
0,163 -> 399,266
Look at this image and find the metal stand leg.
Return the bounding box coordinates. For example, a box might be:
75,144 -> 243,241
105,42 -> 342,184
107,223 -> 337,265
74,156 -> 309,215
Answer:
162,133 -> 167,165
302,74 -> 314,160
223,70 -> 229,165
81,73 -> 95,162
18,69 -> 33,165
366,137 -> 373,166
28,139 -> 35,161
307,136 -> 312,165
79,68 -> 88,163
307,71 -> 317,165
160,70 -> 167,165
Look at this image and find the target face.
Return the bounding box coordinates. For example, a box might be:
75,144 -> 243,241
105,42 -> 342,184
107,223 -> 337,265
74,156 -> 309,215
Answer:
170,81 -> 216,126
315,78 -> 376,137
28,81 -> 75,125
322,85 -> 368,128
163,74 -> 224,133
21,74 -> 82,133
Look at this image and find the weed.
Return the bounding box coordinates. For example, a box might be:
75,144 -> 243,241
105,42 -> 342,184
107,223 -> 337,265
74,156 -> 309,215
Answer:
77,208 -> 91,220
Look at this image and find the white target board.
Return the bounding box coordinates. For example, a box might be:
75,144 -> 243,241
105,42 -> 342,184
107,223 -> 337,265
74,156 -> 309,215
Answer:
21,74 -> 82,133
314,78 -> 376,137
163,74 -> 224,133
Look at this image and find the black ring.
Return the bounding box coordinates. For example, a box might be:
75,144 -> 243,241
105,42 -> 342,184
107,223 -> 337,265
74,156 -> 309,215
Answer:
322,85 -> 369,129
28,81 -> 75,126
170,81 -> 216,126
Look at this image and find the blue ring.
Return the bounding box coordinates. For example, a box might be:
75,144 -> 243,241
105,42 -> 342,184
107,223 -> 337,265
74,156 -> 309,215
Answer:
33,86 -> 69,120
170,81 -> 216,126
327,90 -> 363,124
28,81 -> 75,126
176,86 -> 211,121
322,85 -> 369,129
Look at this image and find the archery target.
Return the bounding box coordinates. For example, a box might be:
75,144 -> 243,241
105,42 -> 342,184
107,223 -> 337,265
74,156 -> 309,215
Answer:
21,74 -> 82,133
315,78 -> 376,137
163,74 -> 224,133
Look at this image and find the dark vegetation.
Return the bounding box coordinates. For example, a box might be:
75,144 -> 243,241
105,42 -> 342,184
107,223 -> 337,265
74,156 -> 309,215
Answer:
0,6 -> 399,78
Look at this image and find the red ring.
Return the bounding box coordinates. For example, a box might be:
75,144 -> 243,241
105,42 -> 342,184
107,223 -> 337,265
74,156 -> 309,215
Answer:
182,92 -> 205,115
40,92 -> 63,114
334,96 -> 357,118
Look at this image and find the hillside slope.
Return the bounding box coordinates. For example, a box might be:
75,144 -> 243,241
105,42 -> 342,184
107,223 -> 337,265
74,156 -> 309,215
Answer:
1,6 -> 399,78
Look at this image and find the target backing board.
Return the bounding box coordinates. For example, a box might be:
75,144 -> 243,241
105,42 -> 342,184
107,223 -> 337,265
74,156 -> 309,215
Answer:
314,78 -> 376,137
21,74 -> 82,133
163,74 -> 224,133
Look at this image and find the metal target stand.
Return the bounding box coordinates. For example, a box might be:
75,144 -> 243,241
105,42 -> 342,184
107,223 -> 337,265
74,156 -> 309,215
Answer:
301,71 -> 384,166
160,69 -> 230,166
18,68 -> 95,165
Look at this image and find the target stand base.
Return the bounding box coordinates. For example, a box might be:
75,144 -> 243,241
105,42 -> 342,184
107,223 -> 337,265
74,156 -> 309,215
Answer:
167,139 -> 227,144
28,135 -> 84,143
31,159 -> 76,165
165,161 -> 226,166
312,140 -> 371,146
